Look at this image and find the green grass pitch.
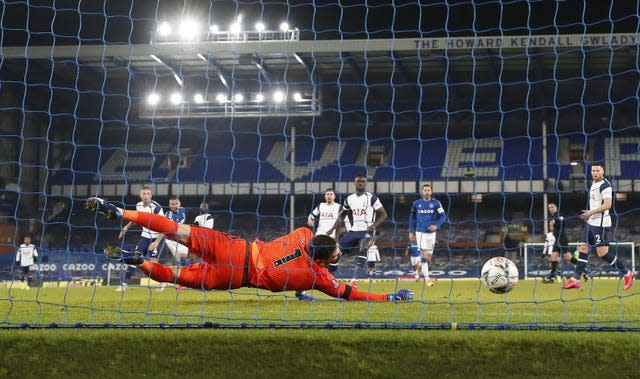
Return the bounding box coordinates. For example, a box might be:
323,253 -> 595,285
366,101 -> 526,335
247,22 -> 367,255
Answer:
1,278 -> 639,329
2,279 -> 640,377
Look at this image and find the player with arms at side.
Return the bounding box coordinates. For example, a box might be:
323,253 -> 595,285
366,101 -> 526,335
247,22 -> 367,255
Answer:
85,197 -> 413,302
325,174 -> 388,275
116,185 -> 165,292
408,183 -> 446,286
562,163 -> 635,290
296,188 -> 342,301
307,188 -> 341,239
15,236 -> 38,289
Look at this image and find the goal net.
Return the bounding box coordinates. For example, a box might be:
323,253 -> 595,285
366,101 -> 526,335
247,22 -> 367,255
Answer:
0,1 -> 639,330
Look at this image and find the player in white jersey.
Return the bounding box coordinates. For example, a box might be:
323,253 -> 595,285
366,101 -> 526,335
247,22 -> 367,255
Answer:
115,185 -> 165,292
562,163 -> 635,290
326,174 -> 387,274
294,188 -> 343,301
307,188 -> 342,239
366,240 -> 380,277
194,202 -> 215,229
190,202 -> 214,265
15,236 -> 38,289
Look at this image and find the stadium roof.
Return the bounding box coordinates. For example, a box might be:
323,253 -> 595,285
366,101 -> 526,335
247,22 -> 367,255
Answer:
1,33 -> 639,138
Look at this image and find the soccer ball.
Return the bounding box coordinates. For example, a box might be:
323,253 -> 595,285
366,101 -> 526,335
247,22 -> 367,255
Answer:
481,257 -> 519,294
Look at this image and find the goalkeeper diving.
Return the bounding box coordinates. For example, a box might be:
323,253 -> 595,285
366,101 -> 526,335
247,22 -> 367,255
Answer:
86,197 -> 413,302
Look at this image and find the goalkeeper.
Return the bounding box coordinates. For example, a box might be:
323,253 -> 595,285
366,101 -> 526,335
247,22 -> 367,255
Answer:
86,197 -> 412,302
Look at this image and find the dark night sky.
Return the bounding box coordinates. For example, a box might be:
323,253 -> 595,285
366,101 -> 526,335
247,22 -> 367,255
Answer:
1,0 -> 639,46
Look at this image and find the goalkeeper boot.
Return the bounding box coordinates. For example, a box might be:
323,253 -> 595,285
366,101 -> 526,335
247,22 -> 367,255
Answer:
104,246 -> 144,265
85,197 -> 122,220
623,271 -> 636,291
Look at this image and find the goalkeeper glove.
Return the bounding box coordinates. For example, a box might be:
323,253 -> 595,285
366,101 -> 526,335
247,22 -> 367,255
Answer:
387,289 -> 413,301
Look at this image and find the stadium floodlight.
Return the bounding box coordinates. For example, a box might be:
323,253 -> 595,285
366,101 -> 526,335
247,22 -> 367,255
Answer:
157,21 -> 172,37
216,93 -> 227,103
147,93 -> 160,106
193,93 -> 205,104
178,19 -> 199,40
230,22 -> 241,34
140,85 -> 319,118
153,19 -> 298,43
169,92 -> 183,105
273,90 -> 285,102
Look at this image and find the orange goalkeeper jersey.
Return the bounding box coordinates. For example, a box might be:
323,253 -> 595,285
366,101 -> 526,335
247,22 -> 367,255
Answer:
183,226 -> 387,301
248,227 -> 387,301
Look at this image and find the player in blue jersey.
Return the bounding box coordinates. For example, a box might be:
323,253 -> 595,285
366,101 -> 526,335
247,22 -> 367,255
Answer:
115,185 -> 165,292
164,196 -> 188,261
325,174 -> 387,274
158,196 -> 188,292
408,183 -> 446,286
562,163 -> 635,290
405,241 -> 422,281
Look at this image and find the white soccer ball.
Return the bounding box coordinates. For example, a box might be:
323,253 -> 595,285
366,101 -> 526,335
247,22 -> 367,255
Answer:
481,257 -> 519,294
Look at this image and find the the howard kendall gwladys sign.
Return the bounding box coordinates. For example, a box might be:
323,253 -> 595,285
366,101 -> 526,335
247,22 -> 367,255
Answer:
413,33 -> 640,50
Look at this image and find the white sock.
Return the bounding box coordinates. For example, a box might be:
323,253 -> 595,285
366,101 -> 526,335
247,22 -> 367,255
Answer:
421,261 -> 429,279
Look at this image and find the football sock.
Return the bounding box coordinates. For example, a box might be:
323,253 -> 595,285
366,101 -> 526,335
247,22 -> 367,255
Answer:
575,252 -> 589,278
122,210 -> 179,239
421,258 -> 429,279
125,265 -> 135,280
601,252 -> 628,276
